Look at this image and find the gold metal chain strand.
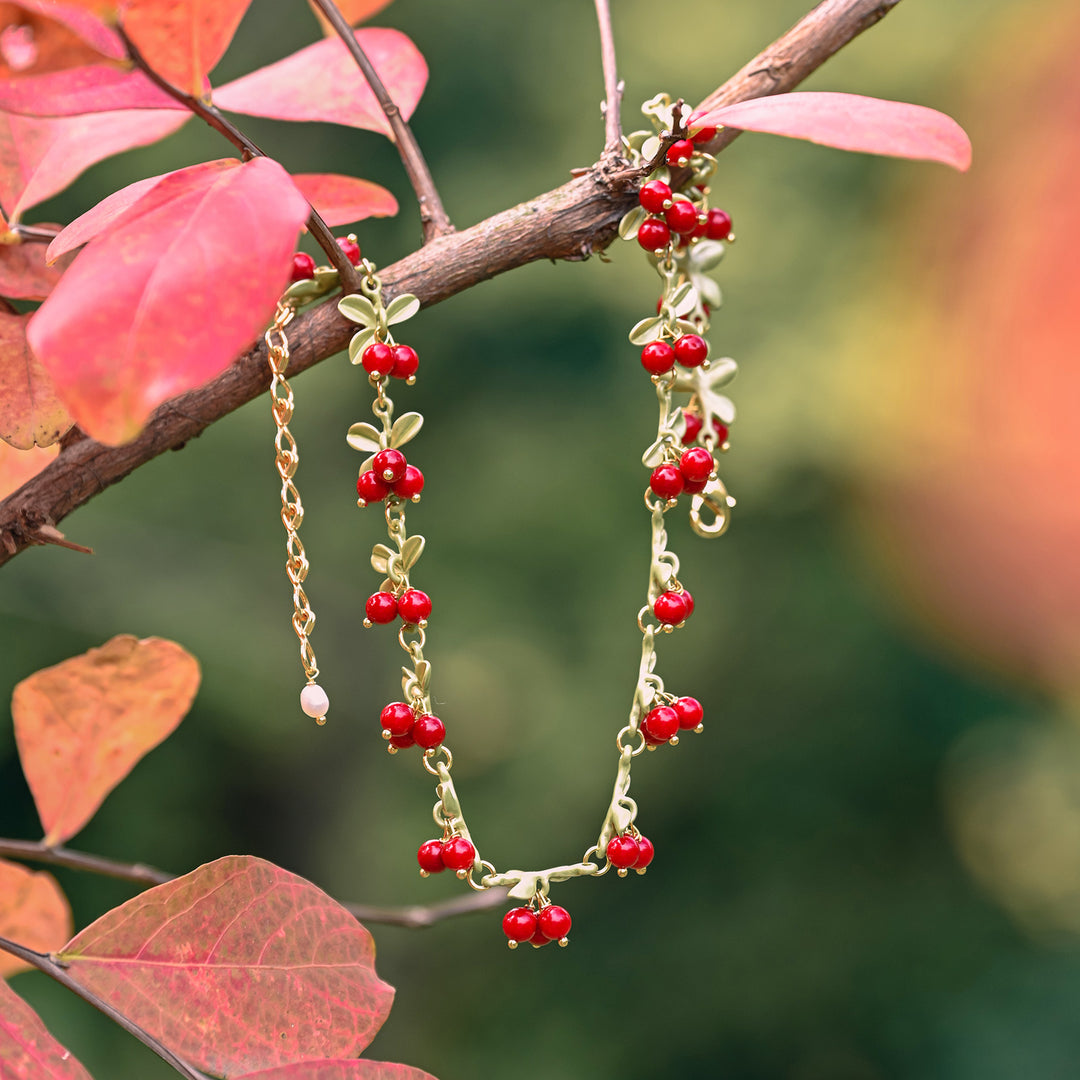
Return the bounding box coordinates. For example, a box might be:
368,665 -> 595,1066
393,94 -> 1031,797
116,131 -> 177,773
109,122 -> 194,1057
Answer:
265,301 -> 328,725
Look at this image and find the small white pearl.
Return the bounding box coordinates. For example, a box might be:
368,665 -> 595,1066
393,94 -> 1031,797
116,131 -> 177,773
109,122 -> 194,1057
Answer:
300,683 -> 329,719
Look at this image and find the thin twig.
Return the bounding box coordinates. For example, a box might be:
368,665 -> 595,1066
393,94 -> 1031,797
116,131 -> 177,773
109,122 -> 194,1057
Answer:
307,0 -> 454,242
593,0 -> 623,156
345,886 -> 508,928
115,24 -> 359,290
0,935 -> 212,1080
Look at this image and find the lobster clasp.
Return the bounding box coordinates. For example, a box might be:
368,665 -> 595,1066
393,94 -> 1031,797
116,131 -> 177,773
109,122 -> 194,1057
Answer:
689,481 -> 733,538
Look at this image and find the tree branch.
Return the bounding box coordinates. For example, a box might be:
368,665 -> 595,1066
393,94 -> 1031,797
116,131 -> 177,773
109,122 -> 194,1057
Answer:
0,0 -> 901,568
308,0 -> 454,242
593,0 -> 623,156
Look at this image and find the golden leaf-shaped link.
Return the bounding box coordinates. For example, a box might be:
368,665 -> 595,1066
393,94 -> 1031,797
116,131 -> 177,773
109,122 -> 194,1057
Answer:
618,206 -> 646,240
371,543 -> 394,575
629,316 -> 664,346
347,422 -> 385,454
401,534 -> 425,570
385,293 -> 420,325
389,412 -> 423,449
347,326 -> 379,364
338,294 -> 377,326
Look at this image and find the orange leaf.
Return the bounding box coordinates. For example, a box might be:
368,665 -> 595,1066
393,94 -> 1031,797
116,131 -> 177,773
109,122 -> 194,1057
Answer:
0,858 -> 72,977
12,634 -> 201,845
238,1062 -> 439,1080
0,979 -> 93,1079
119,0 -> 255,96
307,0 -> 394,36
0,232 -> 74,299
291,173 -> 397,226
58,856 -> 395,1076
1,0 -> 125,71
0,441 -> 58,499
0,309 -> 73,448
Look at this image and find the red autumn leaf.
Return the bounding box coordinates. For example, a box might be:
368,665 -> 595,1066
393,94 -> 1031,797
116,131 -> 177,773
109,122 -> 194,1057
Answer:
307,0 -> 395,36
119,0 -> 254,97
215,28 -> 427,136
0,66 -> 186,116
12,634 -> 201,845
45,173 -> 164,262
2,0 -> 126,69
57,856 -> 396,1077
291,173 -> 397,226
27,156 -> 309,444
237,1061 -> 439,1080
0,233 -> 75,298
0,107 -> 188,221
0,441 -> 58,498
691,92 -> 972,171
0,309 -> 72,448
0,859 -> 73,977
0,979 -> 93,1080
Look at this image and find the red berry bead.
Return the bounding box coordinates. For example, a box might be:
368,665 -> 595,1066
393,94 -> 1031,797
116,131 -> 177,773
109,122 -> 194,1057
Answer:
417,839 -> 446,874
641,341 -> 676,375
441,836 -> 476,871
681,412 -> 704,444
357,469 -> 390,504
706,208 -> 733,241
393,465 -> 425,501
366,591 -> 398,624
634,835 -> 655,869
653,590 -> 688,625
538,904 -> 572,942
674,696 -> 704,730
380,701 -> 415,737
336,236 -> 361,265
714,420 -> 730,445
682,476 -> 708,495
361,342 -> 395,377
413,713 -> 445,749
637,218 -> 671,253
391,344 -> 419,380
666,138 -> 695,166
665,200 -> 699,236
373,448 -> 407,484
529,926 -> 552,947
682,589 -> 695,618
673,334 -> 708,368
606,835 -> 639,869
638,179 -> 672,214
642,705 -> 679,742
680,447 -> 715,484
290,252 -> 316,282
398,588 -> 431,624
692,125 -> 718,144
389,731 -> 415,749
503,907 -> 538,944
650,464 -> 684,500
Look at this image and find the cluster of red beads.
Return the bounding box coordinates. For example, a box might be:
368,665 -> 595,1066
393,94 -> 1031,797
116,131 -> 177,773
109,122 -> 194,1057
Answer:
605,832 -> 655,873
641,696 -> 703,745
636,174 -> 734,257
360,341 -> 419,381
364,587 -> 431,627
682,411 -> 729,448
653,588 -> 694,627
357,448 -> 424,506
381,701 -> 445,750
650,447 -> 717,500
640,333 -> 708,375
501,904 -> 572,949
290,236 -> 363,282
416,835 -> 476,875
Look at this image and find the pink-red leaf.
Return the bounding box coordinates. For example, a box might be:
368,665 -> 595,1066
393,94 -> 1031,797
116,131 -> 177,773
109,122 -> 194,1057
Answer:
0,309 -> 72,448
27,156 -> 309,444
0,233 -> 75,299
0,107 -> 188,221
0,859 -> 73,977
46,173 -> 164,262
0,66 -> 186,116
307,0 -> 395,36
57,855 -> 395,1076
1,0 -> 125,71
119,0 -> 254,96
691,92 -> 972,171
12,634 -> 201,845
215,28 -> 427,136
291,173 -> 397,226
237,1061 -> 439,1080
0,441 -> 58,498
0,980 -> 93,1080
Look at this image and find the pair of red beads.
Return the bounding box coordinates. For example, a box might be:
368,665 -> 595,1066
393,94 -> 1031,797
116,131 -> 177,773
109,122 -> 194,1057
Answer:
642,696 -> 703,744
290,237 -> 362,282
605,832 -> 655,873
361,342 -> 420,381
682,411 -> 729,447
357,448 -> 425,506
650,447 -> 716,500
417,835 -> 475,875
641,333 -> 708,374
364,587 -> 431,626
653,589 -> 694,627
501,904 -> 572,948
382,702 -> 446,749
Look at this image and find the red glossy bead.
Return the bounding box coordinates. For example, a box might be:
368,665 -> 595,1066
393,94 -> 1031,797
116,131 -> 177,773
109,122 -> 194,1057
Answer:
366,591 -> 398,624
380,701 -> 415,736
638,180 -> 672,214
391,344 -> 419,379
290,252 -> 316,282
706,208 -> 733,241
673,334 -> 708,368
336,236 -> 361,265
538,904 -> 572,941
529,926 -> 552,947
637,218 -> 671,252
393,465 -> 425,500
665,200 -> 699,236
389,731 -> 415,749
650,464 -> 684,500
680,447 -> 715,484
641,341 -> 676,375
653,590 -> 688,625
692,125 -> 717,144
674,696 -> 703,729
606,835 -> 639,869
373,448 -> 407,484
441,836 -> 476,871
361,342 -> 395,377
681,412 -> 704,444
682,476 -> 708,495
682,590 -> 695,618
417,839 -> 445,873
666,138 -> 695,166
634,835 -> 655,869
398,588 -> 431,623
643,705 -> 679,742
357,470 -> 390,503
714,421 -> 730,445
503,907 -> 538,943
413,713 -> 445,749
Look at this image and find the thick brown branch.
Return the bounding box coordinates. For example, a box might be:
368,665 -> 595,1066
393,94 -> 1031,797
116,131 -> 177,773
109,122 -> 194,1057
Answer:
309,0 -> 454,242
594,0 -> 623,156
0,0 -> 900,567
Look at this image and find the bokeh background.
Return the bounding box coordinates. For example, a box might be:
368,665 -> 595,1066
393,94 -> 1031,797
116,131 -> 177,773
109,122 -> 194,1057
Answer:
4,0 -> 1080,1077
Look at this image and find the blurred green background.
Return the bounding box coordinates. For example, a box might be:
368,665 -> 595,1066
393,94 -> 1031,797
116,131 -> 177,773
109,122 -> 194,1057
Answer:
5,0 -> 1080,1078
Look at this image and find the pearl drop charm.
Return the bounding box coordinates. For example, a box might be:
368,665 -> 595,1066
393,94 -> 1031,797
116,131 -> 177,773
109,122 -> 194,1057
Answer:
300,683 -> 329,721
